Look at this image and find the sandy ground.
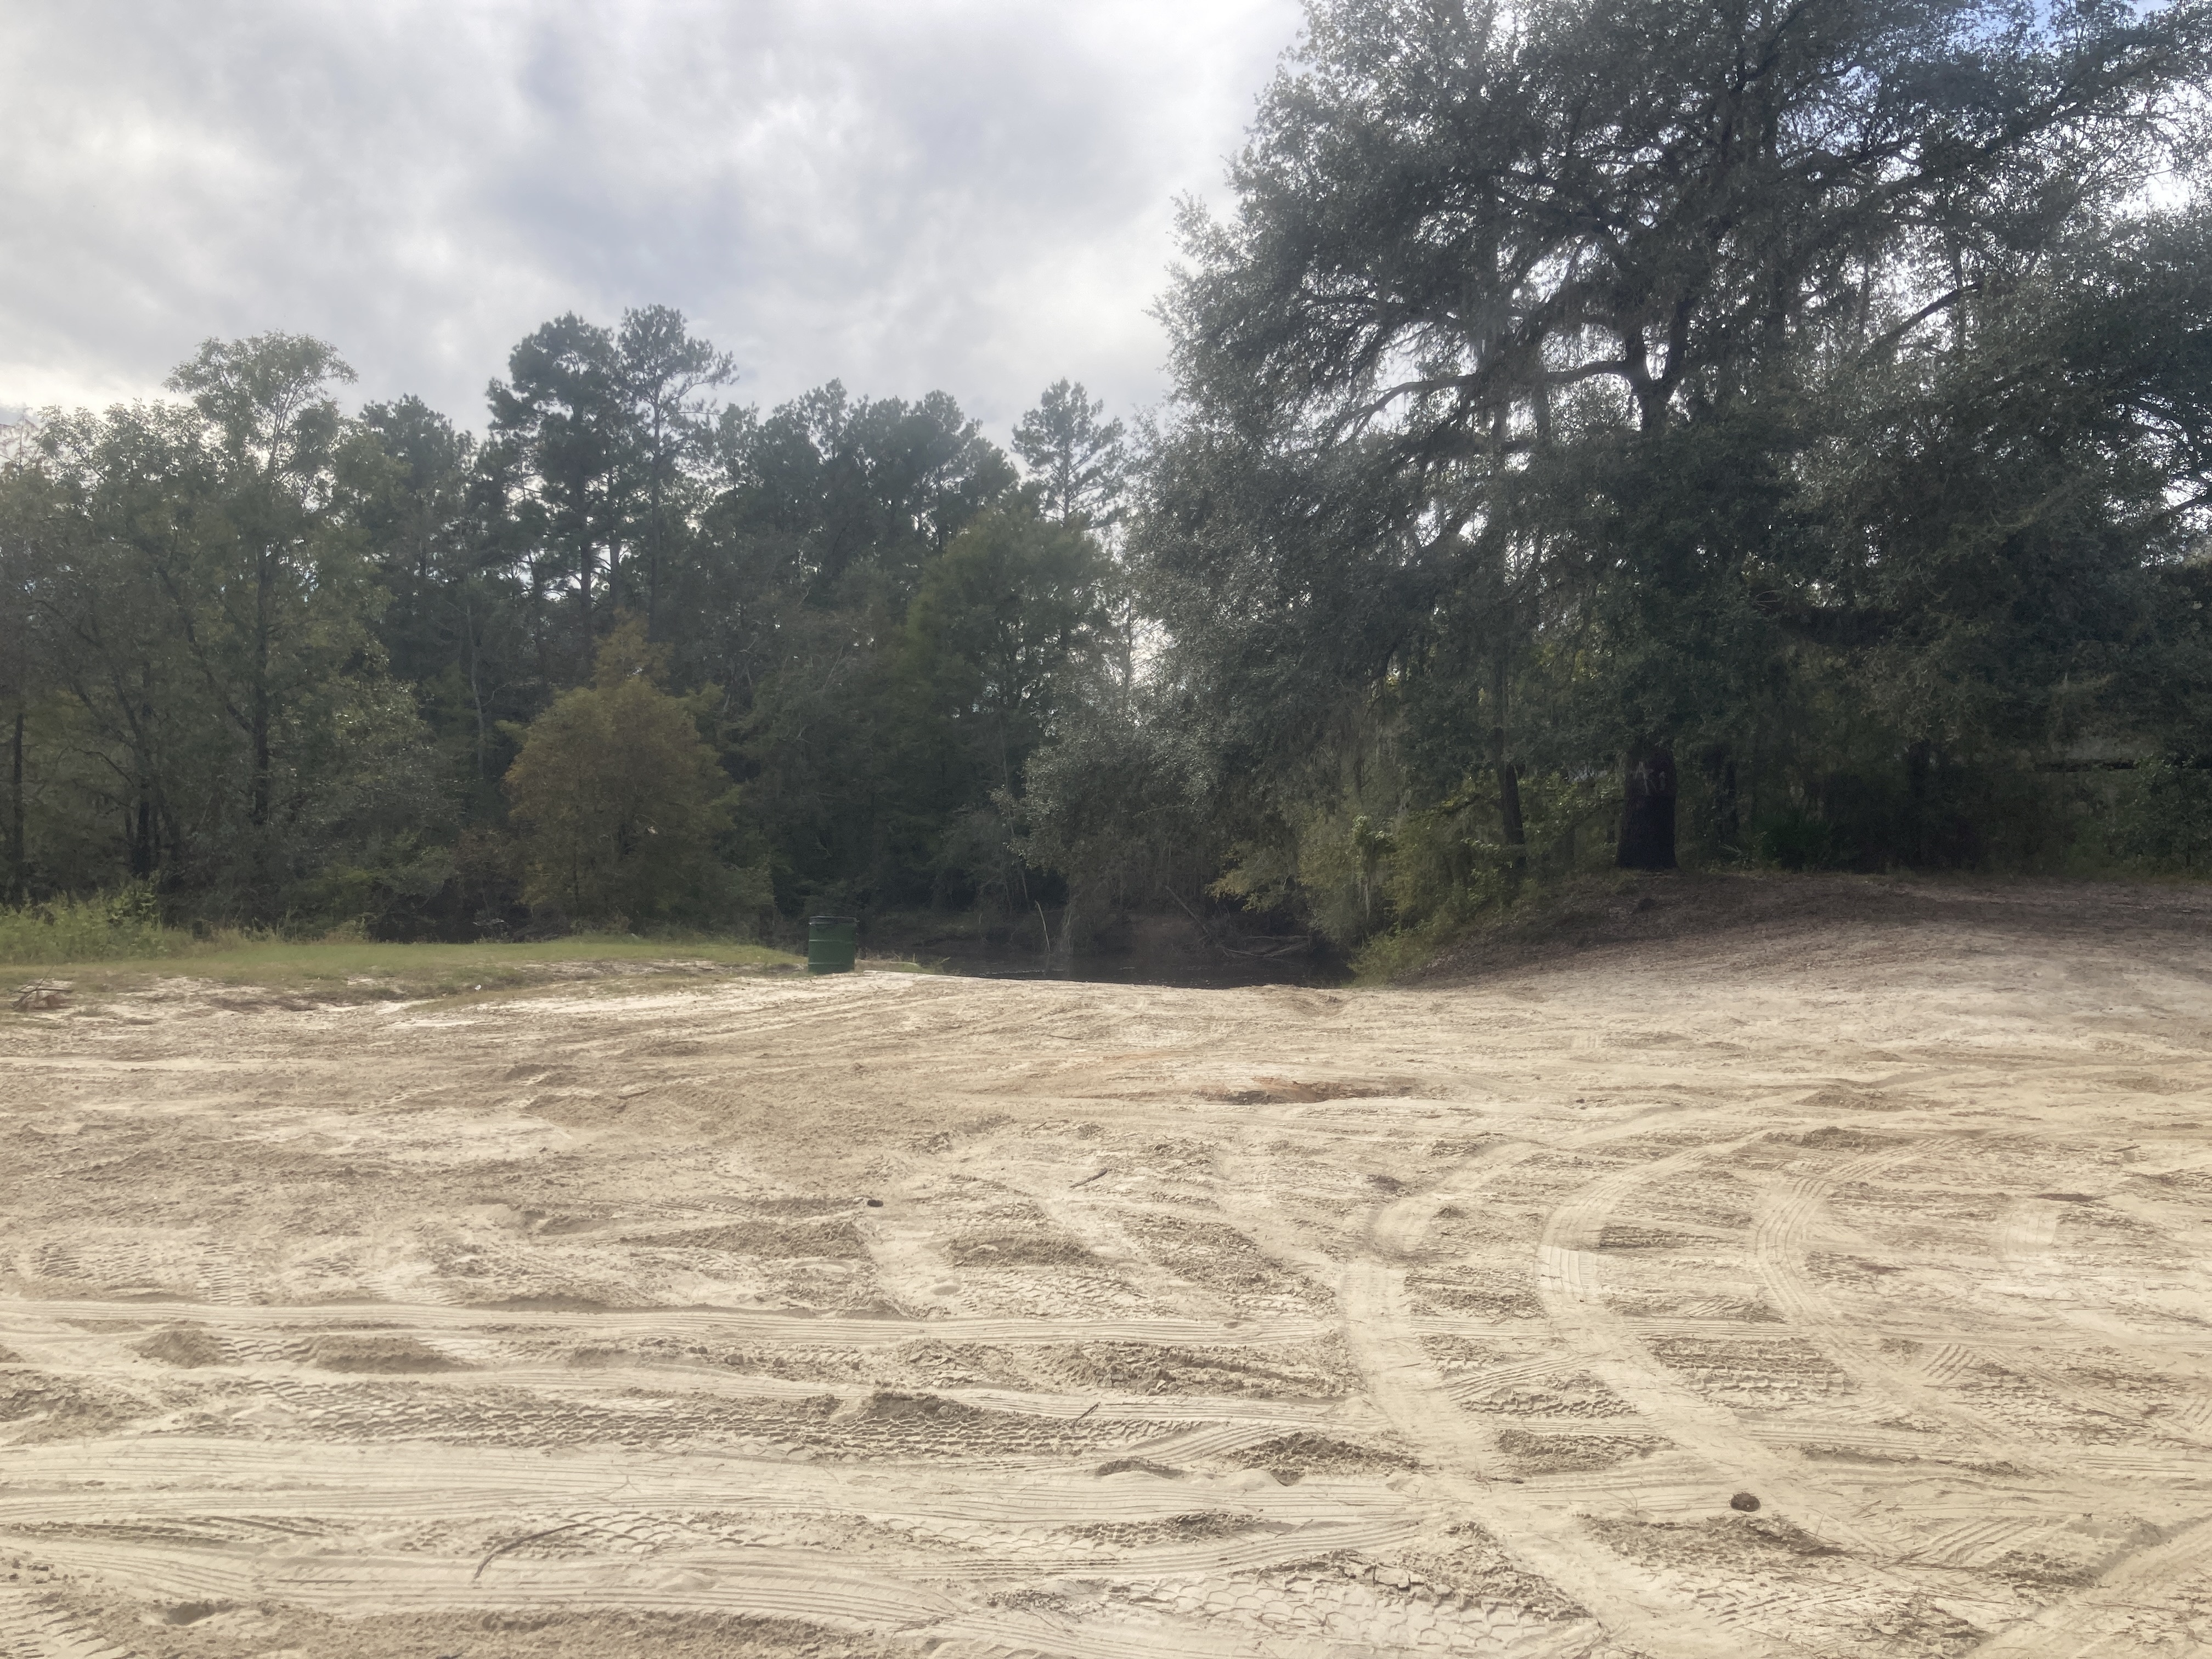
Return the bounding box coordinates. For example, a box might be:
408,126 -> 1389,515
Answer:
2,878 -> 2210,1659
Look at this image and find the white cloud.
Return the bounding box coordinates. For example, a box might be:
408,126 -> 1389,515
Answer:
0,0 -> 1303,440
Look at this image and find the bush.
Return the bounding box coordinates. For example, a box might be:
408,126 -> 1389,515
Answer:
1754,809 -> 1857,872
504,621 -> 750,926
2107,758 -> 2212,872
0,882 -> 182,964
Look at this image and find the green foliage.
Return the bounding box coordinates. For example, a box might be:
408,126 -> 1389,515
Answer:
294,836 -> 460,936
14,18 -> 2212,979
1108,0 -> 2212,942
1347,908 -> 1480,986
504,620 -> 746,925
2,322 -> 1137,935
2107,760 -> 2212,872
1755,811 -> 1858,874
898,506 -> 1115,791
3,335 -> 443,917
1011,381 -> 1128,528
1011,709 -> 1214,926
1201,718 -> 1620,953
1273,809 -> 1394,947
0,882 -> 181,964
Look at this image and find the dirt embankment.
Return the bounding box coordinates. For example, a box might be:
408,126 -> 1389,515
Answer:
1,878 -> 2208,1657
1412,868 -> 2212,985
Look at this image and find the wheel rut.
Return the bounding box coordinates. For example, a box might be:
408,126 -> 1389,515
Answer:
5,905 -> 2209,1655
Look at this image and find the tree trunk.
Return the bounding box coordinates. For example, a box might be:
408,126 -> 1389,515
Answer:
647,410 -> 666,642
1616,746 -> 1678,870
1499,760 -> 1526,865
250,545 -> 273,832
464,589 -> 487,782
529,560 -> 550,691
1489,660 -> 1525,869
6,703 -> 22,905
129,789 -> 155,878
1905,739 -> 1934,865
1700,743 -> 1739,850
579,543 -> 596,670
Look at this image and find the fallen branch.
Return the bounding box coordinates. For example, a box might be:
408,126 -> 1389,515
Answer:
1161,885 -> 1244,960
1161,885 -> 1208,926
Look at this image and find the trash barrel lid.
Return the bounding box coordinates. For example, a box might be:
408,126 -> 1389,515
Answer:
808,915 -> 857,926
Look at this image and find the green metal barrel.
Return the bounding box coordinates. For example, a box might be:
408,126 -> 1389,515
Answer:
806,915 -> 859,974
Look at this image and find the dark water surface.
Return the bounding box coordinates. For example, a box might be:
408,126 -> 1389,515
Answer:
911,948 -> 1348,990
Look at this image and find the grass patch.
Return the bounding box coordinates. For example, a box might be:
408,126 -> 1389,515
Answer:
0,886 -> 177,964
0,933 -> 803,1006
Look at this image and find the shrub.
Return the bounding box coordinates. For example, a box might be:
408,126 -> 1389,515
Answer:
0,881 -> 180,964
2107,758 -> 2212,872
504,621 -> 748,926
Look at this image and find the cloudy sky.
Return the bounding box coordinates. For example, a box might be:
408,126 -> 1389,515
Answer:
0,0 -> 1305,439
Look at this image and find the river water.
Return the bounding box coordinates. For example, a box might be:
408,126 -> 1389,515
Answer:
902,946 -> 1347,990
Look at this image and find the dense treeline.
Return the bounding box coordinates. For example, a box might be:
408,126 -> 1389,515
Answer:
3,0 -> 2210,960
0,317 -> 1129,938
1029,0 -> 2212,958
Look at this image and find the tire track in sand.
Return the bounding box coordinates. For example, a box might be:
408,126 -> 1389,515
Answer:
1536,1133 -> 1908,1560
1751,1138 -> 2212,1649
0,1296 -> 1327,1351
1342,1133 -> 1737,1659
0,1593 -> 137,1659
1965,1509 -> 2212,1657
1759,1144 -> 2212,1475
1989,1194 -> 2212,1450
1748,1139 -> 2039,1464
0,1543 -> 961,1632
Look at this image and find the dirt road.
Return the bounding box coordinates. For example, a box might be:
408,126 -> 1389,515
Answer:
3,879 -> 2209,1657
